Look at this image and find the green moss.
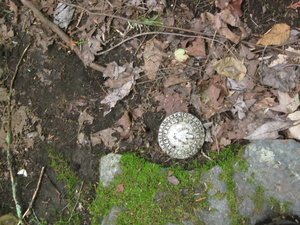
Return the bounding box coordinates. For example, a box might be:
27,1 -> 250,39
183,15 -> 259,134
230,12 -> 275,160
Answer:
270,197 -> 292,214
91,144 -> 247,225
209,145 -> 247,225
91,153 -> 207,224
47,148 -> 85,224
253,186 -> 266,214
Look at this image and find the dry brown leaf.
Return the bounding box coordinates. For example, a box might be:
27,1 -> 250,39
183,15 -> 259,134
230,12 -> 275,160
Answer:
154,89 -> 189,116
116,110 -> 131,139
164,75 -> 188,87
143,39 -> 167,80
244,121 -> 292,140
101,79 -> 135,115
90,128 -> 117,148
167,176 -> 180,185
8,0 -> 18,24
78,108 -> 94,128
116,184 -> 125,192
271,92 -> 300,114
182,38 -> 206,58
287,111 -> 300,140
103,62 -> 141,89
132,106 -> 144,120
257,23 -> 290,46
213,57 -> 247,81
252,97 -> 276,111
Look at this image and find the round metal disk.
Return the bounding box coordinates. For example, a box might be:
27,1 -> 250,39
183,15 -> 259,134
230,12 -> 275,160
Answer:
158,112 -> 205,159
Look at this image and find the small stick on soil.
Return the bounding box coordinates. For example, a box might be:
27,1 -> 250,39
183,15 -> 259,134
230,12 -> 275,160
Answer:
20,167 -> 45,223
20,0 -> 105,73
201,151 -> 213,161
6,44 -> 31,225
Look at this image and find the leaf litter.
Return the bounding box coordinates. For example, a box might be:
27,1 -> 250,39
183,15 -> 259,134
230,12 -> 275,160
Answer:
11,0 -> 300,157
89,0 -> 299,152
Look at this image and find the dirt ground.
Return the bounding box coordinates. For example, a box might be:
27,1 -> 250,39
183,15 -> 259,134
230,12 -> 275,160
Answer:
0,0 -> 300,224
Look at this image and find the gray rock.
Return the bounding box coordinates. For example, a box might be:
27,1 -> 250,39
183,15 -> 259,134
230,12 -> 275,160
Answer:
202,165 -> 227,195
199,197 -> 231,225
101,206 -> 123,225
234,139 -> 300,224
99,153 -> 122,187
199,165 -> 231,225
99,140 -> 300,225
238,196 -> 255,218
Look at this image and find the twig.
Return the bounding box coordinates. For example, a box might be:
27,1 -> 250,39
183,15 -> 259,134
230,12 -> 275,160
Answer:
20,0 -> 105,73
20,167 -> 45,223
59,0 -> 216,38
61,1 -> 293,54
201,151 -> 213,161
95,31 -> 215,56
6,44 -> 31,225
67,181 -> 84,222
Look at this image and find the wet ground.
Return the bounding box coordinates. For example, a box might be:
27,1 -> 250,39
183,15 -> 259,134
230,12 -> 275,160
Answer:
0,0 -> 299,224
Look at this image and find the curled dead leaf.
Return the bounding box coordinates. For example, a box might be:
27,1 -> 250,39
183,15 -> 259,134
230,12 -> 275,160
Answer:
257,23 -> 290,46
213,57 -> 247,81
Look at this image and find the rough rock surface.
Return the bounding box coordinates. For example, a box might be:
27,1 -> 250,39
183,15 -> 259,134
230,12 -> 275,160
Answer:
233,140 -> 300,224
99,153 -> 122,187
99,140 -> 300,224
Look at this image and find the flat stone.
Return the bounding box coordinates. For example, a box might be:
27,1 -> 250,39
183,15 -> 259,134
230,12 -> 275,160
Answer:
101,206 -> 123,225
233,139 -> 300,224
99,153 -> 122,187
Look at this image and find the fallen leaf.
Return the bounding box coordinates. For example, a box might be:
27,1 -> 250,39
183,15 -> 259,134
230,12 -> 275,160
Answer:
229,0 -> 243,17
8,0 -> 18,24
213,57 -> 247,81
116,184 -> 125,192
103,62 -> 141,89
132,106 -> 144,120
260,65 -> 298,92
182,38 -> 206,58
101,79 -> 135,115
12,106 -> 28,134
257,23 -> 290,46
174,48 -> 189,62
252,97 -> 276,111
146,0 -> 166,12
164,75 -> 188,87
90,128 -> 117,148
244,120 -> 292,140
53,0 -> 75,29
167,176 -> 180,185
116,110 -> 132,139
268,54 -> 288,67
78,108 -> 94,129
155,89 -> 189,116
287,111 -> 300,140
143,38 -> 167,79
271,92 -> 300,114
168,171 -> 174,176
231,95 -> 247,119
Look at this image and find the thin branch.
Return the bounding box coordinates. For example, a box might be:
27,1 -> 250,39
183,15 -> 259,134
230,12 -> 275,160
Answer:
61,0 -> 293,54
6,44 -> 31,225
58,0 -> 216,38
20,167 -> 45,223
